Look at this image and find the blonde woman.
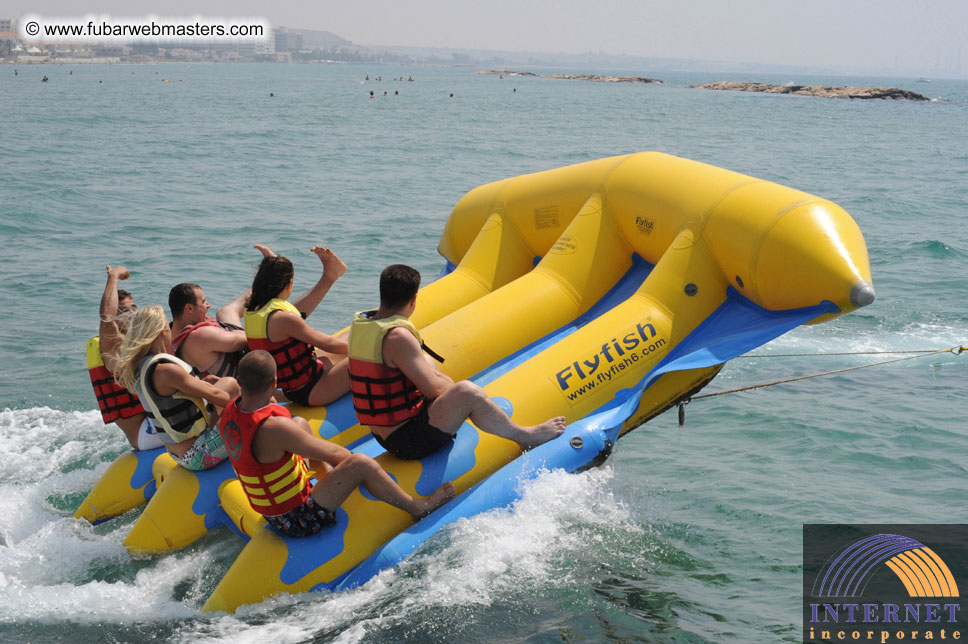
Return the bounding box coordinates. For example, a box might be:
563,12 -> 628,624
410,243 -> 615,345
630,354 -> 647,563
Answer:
115,305 -> 240,470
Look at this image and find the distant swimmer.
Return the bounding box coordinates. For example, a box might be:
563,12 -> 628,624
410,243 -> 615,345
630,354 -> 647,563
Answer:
366,75 -> 369,80
69,70 -> 73,75
370,90 -> 374,99
449,93 -> 453,98
395,90 -> 398,95
513,88 -> 516,92
14,70 -> 17,76
346,264 -> 565,461
270,92 -> 274,97
408,76 -> 413,81
383,91 -> 387,96
41,76 -> 48,82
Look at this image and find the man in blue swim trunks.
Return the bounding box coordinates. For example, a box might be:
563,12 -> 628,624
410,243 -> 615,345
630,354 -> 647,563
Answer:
218,351 -> 454,537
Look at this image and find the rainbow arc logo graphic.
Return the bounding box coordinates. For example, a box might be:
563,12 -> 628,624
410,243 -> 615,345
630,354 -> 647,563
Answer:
814,533 -> 960,598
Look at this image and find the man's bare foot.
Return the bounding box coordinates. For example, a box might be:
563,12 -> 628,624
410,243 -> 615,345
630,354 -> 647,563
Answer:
311,246 -> 347,281
410,481 -> 455,518
254,244 -> 276,258
519,416 -> 566,450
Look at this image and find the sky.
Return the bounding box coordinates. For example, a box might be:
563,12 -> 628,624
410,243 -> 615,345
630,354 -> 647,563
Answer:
7,0 -> 968,77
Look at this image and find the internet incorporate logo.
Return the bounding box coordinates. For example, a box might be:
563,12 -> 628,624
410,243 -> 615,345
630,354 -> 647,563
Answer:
815,534 -> 959,599
803,526 -> 965,644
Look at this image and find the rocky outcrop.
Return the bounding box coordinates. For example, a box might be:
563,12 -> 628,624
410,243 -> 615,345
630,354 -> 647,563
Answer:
474,70 -> 539,76
474,70 -> 663,83
691,82 -> 928,101
546,74 -> 662,84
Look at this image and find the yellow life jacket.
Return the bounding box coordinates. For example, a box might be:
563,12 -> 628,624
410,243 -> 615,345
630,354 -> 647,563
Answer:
347,312 -> 426,427
244,299 -> 318,391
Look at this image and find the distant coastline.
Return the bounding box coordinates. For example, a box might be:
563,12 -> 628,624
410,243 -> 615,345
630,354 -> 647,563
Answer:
691,81 -> 929,101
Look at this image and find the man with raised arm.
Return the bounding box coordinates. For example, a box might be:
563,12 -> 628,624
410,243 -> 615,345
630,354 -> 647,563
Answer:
168,282 -> 250,378
218,351 -> 454,537
86,265 -> 164,450
347,264 -> 565,460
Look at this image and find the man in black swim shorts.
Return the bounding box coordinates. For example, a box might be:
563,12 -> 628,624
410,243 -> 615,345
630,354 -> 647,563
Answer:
346,265 -> 566,461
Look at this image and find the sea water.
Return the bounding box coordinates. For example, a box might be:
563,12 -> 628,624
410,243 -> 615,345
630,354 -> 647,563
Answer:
0,63 -> 965,642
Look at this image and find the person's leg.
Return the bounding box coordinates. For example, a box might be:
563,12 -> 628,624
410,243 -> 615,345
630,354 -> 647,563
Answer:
427,380 -> 565,450
310,452 -> 454,518
307,359 -> 350,406
216,290 -> 248,327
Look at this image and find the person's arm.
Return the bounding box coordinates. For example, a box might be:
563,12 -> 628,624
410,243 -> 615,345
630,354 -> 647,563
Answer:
99,265 -> 129,372
271,311 -> 348,354
153,363 -> 234,408
185,326 -> 250,355
290,246 -> 347,318
254,416 -> 351,467
382,328 -> 453,400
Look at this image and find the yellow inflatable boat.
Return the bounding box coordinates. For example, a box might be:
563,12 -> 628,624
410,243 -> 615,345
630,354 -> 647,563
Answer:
76,152 -> 874,613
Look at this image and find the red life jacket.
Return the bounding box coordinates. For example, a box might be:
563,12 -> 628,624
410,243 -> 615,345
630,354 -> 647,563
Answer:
347,312 -> 426,427
171,316 -> 243,378
218,397 -> 312,517
86,336 -> 145,424
171,316 -> 222,353
244,299 -> 319,392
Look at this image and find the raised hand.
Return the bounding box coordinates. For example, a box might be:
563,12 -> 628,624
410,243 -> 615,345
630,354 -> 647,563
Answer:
106,265 -> 130,281
254,244 -> 276,258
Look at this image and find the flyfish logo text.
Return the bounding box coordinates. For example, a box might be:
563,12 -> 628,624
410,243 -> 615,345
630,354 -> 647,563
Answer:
554,321 -> 665,404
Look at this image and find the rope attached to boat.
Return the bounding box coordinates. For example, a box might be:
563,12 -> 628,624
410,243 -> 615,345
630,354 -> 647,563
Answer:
676,345 -> 966,427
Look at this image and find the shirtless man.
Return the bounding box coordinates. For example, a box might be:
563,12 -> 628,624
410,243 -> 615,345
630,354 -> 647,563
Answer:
168,283 -> 250,378
218,351 -> 454,537
347,264 -> 565,460
87,265 -> 163,450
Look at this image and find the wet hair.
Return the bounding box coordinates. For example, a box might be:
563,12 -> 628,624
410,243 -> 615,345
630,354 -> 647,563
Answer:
168,282 -> 201,318
237,350 -> 277,396
380,264 -> 421,310
248,256 -> 294,311
117,289 -> 132,302
115,305 -> 168,392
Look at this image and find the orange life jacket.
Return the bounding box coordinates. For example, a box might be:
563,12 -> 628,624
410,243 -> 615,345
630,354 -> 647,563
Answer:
218,397 -> 312,517
86,336 -> 145,424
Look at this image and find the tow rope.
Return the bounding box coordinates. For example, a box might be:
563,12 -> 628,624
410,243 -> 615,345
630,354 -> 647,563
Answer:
676,345 -> 966,427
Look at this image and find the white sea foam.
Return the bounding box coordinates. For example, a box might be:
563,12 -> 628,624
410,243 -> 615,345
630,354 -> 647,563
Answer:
177,466 -> 635,643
